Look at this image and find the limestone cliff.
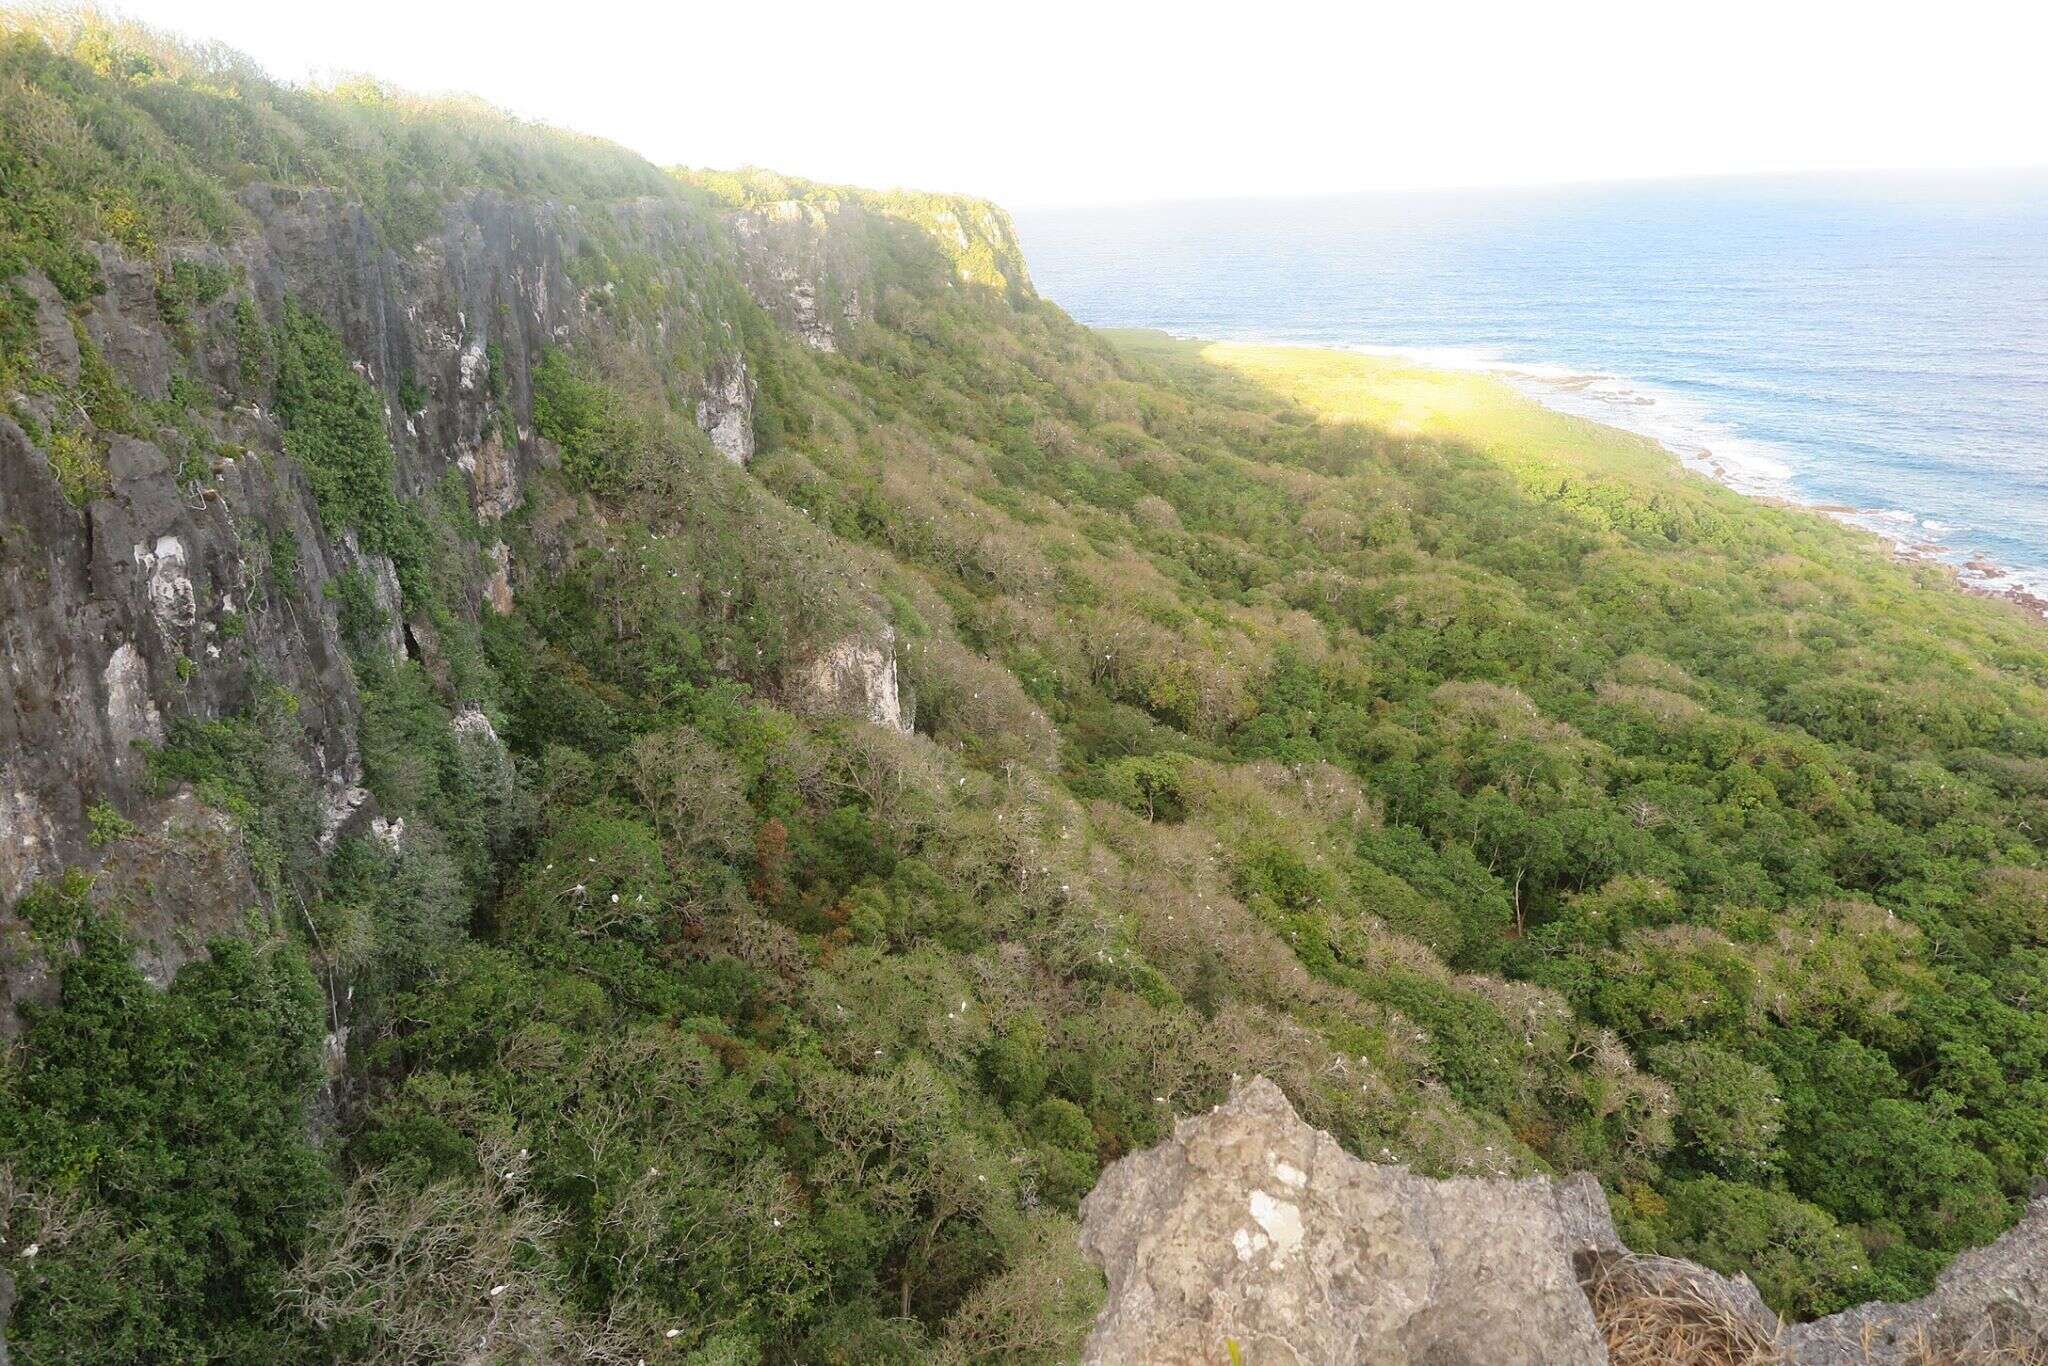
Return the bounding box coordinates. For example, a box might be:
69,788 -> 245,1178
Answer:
694,169 -> 1036,331
0,176 -> 960,1022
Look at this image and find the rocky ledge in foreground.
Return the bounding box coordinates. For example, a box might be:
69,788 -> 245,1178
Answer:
1078,1076 -> 2048,1365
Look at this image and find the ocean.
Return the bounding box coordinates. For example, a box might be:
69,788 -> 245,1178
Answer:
1015,172 -> 2048,596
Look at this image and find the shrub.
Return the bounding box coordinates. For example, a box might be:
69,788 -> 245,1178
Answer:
1632,1176 -> 1868,1319
0,906 -> 331,1360
1648,1041 -> 1783,1179
85,800 -> 136,846
1093,752 -> 1191,822
274,300 -> 423,593
532,348 -> 636,493
45,424 -> 109,506
153,258 -> 233,336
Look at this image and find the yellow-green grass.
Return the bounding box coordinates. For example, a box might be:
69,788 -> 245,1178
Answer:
1105,328 -> 1681,485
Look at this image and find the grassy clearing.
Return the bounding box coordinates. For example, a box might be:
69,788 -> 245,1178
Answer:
1108,330 -> 1683,482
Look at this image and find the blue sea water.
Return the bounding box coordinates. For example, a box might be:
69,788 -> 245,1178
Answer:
1015,173 -> 2048,595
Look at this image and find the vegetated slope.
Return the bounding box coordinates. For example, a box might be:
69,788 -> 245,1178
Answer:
4,13 -> 2048,1361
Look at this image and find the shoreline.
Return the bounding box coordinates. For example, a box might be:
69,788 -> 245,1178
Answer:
1515,377 -> 2048,620
1763,497 -> 2048,618
1372,344 -> 2048,619
1152,327 -> 2048,621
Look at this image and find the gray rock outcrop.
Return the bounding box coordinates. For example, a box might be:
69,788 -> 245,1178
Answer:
792,625 -> 911,733
1080,1076 -> 2048,1365
1079,1075 -> 1609,1363
695,353 -> 755,463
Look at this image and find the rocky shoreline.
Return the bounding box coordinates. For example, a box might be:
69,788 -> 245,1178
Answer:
1716,488 -> 2048,620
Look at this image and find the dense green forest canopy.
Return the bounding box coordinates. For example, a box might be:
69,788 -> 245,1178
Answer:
6,12 -> 2048,1361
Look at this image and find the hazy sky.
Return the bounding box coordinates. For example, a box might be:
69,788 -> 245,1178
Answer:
105,0 -> 2048,208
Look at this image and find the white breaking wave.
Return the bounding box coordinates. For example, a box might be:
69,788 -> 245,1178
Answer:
1338,340 -> 1801,500
1179,329 -> 2048,607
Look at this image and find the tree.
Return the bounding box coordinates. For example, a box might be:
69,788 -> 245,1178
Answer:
1648,1041 -> 1782,1178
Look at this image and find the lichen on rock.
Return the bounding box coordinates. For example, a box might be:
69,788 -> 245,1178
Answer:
1080,1076 -> 2048,1364
1079,1075 -> 1609,1363
792,625 -> 911,733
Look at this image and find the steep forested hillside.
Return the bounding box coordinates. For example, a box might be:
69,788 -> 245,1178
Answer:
5,14 -> 2048,1362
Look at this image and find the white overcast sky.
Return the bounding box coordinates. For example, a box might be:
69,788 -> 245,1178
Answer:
101,0 -> 2048,208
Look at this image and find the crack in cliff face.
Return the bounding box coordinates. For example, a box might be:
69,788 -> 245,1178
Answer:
1079,1077 -> 2048,1364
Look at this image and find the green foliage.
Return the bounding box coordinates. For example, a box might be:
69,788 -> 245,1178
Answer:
327,568 -> 388,655
683,167 -> 1035,299
0,896 -> 331,1361
1626,1176 -> 1870,1318
84,799 -> 136,846
1649,1041 -> 1782,1178
531,347 -> 635,493
72,319 -> 139,434
0,10 -> 679,279
44,420 -> 108,506
1091,751 -> 1192,822
273,300 -> 423,594
0,279 -> 37,386
153,256 -> 232,339
266,530 -> 301,603
150,693 -> 322,896
233,296 -> 271,391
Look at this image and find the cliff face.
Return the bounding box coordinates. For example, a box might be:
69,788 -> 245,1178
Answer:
1080,1078 -> 2048,1364
0,173 -> 981,1023
715,177 -> 1037,351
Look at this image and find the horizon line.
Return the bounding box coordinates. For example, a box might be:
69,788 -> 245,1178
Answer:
1007,162 -> 2048,216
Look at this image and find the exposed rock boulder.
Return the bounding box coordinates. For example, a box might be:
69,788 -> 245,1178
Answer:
456,432 -> 521,522
792,626 -> 911,733
695,353 -> 755,463
448,702 -> 492,742
1079,1075 -> 1608,1363
1080,1076 -> 2048,1365
482,541 -> 515,615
